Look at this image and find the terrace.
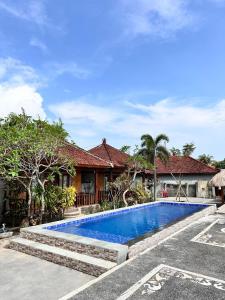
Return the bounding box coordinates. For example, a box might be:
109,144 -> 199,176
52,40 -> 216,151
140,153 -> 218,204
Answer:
1,202 -> 225,299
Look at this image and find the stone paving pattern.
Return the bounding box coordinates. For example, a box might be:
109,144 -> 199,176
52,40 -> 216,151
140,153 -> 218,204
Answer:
70,214 -> 225,299
193,219 -> 225,248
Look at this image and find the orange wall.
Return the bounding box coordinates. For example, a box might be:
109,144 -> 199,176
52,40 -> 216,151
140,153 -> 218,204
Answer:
73,170 -> 81,192
72,170 -> 105,194
96,172 -> 104,192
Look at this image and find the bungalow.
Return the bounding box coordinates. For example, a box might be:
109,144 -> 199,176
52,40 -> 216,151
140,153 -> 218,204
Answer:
61,143 -> 112,206
63,141 -> 219,206
156,156 -> 219,198
59,139 -> 130,206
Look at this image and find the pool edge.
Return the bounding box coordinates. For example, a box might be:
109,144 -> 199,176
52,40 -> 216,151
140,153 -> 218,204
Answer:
20,201 -> 215,265
128,204 -> 216,257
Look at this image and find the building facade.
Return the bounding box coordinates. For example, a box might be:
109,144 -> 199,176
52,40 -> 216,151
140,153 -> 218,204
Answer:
62,139 -> 130,206
61,142 -> 219,205
155,156 -> 218,198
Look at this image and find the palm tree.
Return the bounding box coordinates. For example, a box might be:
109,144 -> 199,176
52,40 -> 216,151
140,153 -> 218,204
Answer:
139,134 -> 170,201
198,154 -> 214,165
120,145 -> 131,154
182,143 -> 196,156
170,147 -> 181,156
213,158 -> 225,169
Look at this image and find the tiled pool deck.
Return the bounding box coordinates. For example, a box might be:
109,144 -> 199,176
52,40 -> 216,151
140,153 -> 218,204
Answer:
61,209 -> 225,299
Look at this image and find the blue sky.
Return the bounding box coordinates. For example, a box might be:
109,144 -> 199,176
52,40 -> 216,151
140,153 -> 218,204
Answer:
0,0 -> 225,159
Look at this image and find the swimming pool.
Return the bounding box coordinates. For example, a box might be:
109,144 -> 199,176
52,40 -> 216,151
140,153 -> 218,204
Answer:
46,202 -> 208,245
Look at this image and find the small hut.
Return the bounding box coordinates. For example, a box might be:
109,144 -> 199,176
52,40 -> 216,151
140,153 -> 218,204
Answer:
209,169 -> 225,204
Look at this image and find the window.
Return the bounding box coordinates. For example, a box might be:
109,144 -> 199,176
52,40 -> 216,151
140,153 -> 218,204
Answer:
104,176 -> 109,191
81,172 -> 95,193
59,174 -> 71,188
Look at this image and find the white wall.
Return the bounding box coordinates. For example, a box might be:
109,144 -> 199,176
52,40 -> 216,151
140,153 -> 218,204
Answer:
157,174 -> 214,198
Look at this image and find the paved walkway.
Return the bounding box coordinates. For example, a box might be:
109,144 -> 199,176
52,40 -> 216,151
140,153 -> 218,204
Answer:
64,212 -> 225,299
0,240 -> 94,300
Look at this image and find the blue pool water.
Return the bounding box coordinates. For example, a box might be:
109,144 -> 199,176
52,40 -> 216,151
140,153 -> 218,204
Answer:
47,202 -> 208,244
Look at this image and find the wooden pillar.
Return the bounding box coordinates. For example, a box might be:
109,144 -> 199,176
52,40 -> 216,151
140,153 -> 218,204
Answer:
222,187 -> 225,204
212,187 -> 216,199
95,170 -> 102,203
110,169 -> 113,182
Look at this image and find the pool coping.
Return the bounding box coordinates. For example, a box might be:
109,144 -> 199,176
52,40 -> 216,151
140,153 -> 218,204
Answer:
20,201 -> 215,264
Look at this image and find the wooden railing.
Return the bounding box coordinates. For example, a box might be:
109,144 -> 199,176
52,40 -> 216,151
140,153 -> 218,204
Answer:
75,191 -> 112,207
76,193 -> 97,207
98,190 -> 111,202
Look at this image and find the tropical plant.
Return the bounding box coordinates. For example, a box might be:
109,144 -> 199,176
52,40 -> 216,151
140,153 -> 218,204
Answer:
61,186 -> 76,211
0,111 -> 75,221
213,158 -> 225,169
43,185 -> 64,215
40,185 -> 76,217
108,173 -> 130,209
99,200 -> 115,211
170,147 -> 181,156
133,182 -> 151,204
139,133 -> 170,201
122,146 -> 151,206
198,154 -> 214,165
107,146 -> 150,208
182,143 -> 196,156
120,145 -> 131,154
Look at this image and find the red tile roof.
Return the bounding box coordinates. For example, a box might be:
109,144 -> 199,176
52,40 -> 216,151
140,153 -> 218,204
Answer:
156,156 -> 218,175
63,143 -> 112,168
62,141 -> 218,175
89,139 -> 130,168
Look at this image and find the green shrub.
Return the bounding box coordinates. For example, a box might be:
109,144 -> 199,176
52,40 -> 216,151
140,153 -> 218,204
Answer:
44,185 -> 63,215
61,186 -> 76,210
99,200 -> 114,211
133,183 -> 151,204
35,185 -> 76,216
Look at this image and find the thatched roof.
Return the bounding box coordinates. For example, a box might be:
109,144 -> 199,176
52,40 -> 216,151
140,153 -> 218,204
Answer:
209,169 -> 225,188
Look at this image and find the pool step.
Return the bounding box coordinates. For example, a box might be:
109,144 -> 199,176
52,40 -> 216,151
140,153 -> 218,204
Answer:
9,237 -> 116,277
20,230 -> 123,263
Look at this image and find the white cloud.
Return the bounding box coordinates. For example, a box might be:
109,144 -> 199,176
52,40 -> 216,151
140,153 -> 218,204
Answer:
118,0 -> 194,38
0,56 -> 90,92
125,99 -> 225,129
116,0 -> 225,39
0,57 -> 46,119
49,96 -> 225,158
47,62 -> 91,80
30,38 -> 48,53
0,84 -> 46,119
49,99 -> 118,125
0,57 -> 39,86
0,0 -> 49,27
